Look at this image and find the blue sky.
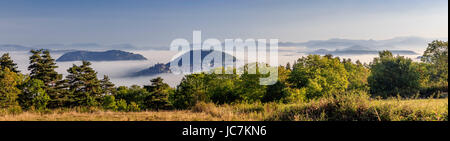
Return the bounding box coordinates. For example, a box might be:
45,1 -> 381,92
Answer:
0,0 -> 447,47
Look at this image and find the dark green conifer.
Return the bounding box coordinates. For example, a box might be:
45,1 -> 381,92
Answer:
65,61 -> 101,106
0,53 -> 20,73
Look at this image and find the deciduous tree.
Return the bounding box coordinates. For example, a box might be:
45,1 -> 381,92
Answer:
368,51 -> 421,97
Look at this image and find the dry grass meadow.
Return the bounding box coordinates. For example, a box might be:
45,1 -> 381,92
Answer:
1,97 -> 447,121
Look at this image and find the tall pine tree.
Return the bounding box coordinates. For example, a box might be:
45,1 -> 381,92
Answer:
144,77 -> 172,110
65,61 -> 101,107
28,49 -> 44,80
27,49 -> 64,108
0,53 -> 20,73
100,75 -> 116,96
40,50 -> 62,85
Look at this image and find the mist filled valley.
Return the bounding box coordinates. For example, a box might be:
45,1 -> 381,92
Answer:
0,45 -> 424,87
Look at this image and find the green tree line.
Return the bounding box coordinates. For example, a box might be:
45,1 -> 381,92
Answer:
0,41 -> 447,111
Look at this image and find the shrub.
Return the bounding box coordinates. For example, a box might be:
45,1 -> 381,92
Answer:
7,105 -> 23,115
115,85 -> 150,108
263,81 -> 289,103
127,102 -> 141,112
32,92 -> 50,111
116,99 -> 128,111
102,95 -> 117,111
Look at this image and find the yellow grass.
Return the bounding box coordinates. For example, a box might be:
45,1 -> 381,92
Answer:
0,98 -> 447,121
0,110 -> 256,121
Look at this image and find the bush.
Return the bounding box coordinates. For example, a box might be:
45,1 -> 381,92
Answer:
7,105 -> 23,115
115,85 -> 150,108
127,102 -> 141,112
32,92 -> 50,111
263,81 -> 288,103
102,95 -> 117,111
116,99 -> 128,111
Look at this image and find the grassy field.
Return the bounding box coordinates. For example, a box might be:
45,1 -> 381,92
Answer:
0,97 -> 447,121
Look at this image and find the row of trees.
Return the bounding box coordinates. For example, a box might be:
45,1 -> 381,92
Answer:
0,40 -> 448,111
169,40 -> 448,108
0,49 -> 171,111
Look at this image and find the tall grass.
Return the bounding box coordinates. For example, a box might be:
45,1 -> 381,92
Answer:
265,95 -> 448,121
0,96 -> 447,121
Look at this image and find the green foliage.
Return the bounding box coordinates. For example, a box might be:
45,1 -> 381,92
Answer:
115,85 -> 150,108
263,66 -> 292,103
114,99 -> 139,112
65,61 -> 102,107
0,68 -> 22,108
171,74 -> 209,109
263,81 -> 290,103
207,73 -> 239,104
31,89 -> 50,111
343,59 -> 370,91
368,51 -> 421,97
116,99 -> 127,111
421,40 -> 448,87
28,49 -> 62,86
236,67 -> 267,102
144,77 -> 173,110
102,95 -> 117,111
284,87 -> 307,103
7,105 -> 23,115
127,102 -> 141,112
100,75 -> 116,96
19,79 -> 49,110
288,55 -> 349,99
170,64 -> 270,109
0,53 -> 20,73
27,49 -> 64,108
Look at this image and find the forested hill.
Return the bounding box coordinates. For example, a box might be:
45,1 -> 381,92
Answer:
56,50 -> 147,62
131,50 -> 237,76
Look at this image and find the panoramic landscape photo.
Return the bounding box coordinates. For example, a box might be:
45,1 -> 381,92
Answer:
0,0 -> 448,121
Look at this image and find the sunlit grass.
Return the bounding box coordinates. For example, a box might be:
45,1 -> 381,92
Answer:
0,98 -> 447,121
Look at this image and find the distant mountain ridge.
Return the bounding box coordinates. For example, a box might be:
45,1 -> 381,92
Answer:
56,50 -> 147,62
0,43 -> 141,51
309,45 -> 418,55
280,36 -> 448,50
2,36 -> 447,52
0,44 -> 34,51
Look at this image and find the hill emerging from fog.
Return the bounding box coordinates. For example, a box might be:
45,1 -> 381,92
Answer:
131,50 -> 237,77
56,50 -> 147,62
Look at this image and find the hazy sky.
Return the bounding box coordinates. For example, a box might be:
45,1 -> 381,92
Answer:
0,0 -> 448,47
